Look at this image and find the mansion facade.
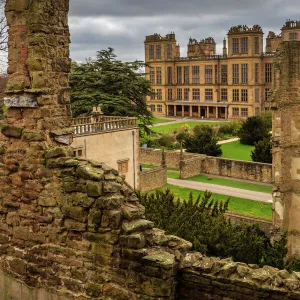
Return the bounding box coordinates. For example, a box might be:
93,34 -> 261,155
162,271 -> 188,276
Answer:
145,20 -> 300,120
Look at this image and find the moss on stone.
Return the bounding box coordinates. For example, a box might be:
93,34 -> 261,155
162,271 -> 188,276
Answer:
1,124 -> 23,138
23,131 -> 46,142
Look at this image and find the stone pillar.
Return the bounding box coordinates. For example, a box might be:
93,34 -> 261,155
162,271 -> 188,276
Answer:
4,0 -> 72,143
272,41 -> 300,257
189,106 -> 192,117
0,0 -> 72,216
216,107 -> 219,119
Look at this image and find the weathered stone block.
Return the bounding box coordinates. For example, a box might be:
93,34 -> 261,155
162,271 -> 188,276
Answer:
45,147 -> 69,159
23,131 -> 46,142
101,210 -> 122,229
84,231 -> 120,245
85,282 -> 103,297
103,181 -> 122,193
64,218 -> 86,232
1,124 -> 23,138
87,181 -> 103,197
120,233 -> 146,249
122,220 -> 154,234
96,194 -> 125,209
77,165 -> 104,181
4,94 -> 39,108
122,203 -> 145,220
61,206 -> 87,223
143,252 -> 175,270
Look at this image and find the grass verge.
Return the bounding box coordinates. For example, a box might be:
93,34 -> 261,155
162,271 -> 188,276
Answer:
151,117 -> 173,124
221,140 -> 254,161
152,121 -> 227,134
160,184 -> 272,219
168,174 -> 272,193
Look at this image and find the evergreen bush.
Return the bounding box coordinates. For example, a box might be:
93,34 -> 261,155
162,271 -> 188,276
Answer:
251,137 -> 272,163
184,125 -> 222,156
138,189 -> 290,270
239,116 -> 270,145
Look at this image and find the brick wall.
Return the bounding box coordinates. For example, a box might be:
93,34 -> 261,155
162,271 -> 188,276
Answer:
140,166 -> 167,191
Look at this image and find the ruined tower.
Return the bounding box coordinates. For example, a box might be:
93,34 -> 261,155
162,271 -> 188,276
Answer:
272,40 -> 300,257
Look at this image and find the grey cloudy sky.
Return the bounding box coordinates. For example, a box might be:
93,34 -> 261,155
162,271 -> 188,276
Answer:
69,0 -> 300,62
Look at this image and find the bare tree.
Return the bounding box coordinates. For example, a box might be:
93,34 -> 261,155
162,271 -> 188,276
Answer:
0,0 -> 7,53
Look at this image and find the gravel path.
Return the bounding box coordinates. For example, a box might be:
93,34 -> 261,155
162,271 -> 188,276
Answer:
167,178 -> 272,203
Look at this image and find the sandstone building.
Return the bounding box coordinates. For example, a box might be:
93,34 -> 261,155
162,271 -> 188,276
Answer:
71,114 -> 140,189
145,20 -> 300,120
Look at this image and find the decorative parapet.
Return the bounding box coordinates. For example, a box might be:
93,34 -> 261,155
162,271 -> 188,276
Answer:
268,31 -> 281,39
73,117 -> 138,136
188,37 -> 215,45
228,24 -> 263,34
282,20 -> 300,30
176,54 -> 227,61
145,32 -> 176,43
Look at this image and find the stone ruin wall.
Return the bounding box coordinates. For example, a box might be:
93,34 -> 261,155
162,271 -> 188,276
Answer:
1,0 -> 300,299
272,41 -> 300,257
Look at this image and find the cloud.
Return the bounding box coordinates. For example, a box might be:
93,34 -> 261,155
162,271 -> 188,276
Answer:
67,0 -> 300,62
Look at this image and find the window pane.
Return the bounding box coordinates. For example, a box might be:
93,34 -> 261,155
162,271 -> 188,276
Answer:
205,65 -> 213,84
192,66 -> 200,84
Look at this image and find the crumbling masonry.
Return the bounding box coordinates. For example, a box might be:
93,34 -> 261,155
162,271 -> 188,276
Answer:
272,40 -> 300,257
2,0 -> 300,299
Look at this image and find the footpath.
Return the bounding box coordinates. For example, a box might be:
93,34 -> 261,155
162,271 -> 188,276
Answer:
167,178 -> 272,203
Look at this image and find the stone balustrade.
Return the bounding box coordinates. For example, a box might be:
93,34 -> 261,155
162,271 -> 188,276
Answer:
73,117 -> 138,136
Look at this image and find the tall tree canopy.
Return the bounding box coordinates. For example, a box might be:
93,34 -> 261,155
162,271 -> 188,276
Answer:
70,48 -> 152,127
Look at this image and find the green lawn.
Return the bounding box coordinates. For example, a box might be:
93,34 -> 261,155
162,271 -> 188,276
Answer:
161,184 -> 272,219
221,140 -> 254,161
176,174 -> 272,193
152,121 -> 227,134
151,117 -> 173,124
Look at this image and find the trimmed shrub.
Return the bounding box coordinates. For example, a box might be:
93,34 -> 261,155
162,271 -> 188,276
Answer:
251,137 -> 272,163
239,116 -> 270,145
184,125 -> 222,156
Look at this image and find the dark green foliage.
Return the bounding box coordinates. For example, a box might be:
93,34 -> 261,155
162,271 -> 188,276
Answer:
155,135 -> 176,148
138,189 -> 291,269
139,189 -> 230,255
262,232 -> 288,270
70,48 -> 152,129
219,121 -> 242,136
184,125 -> 222,156
260,111 -> 272,131
285,257 -> 300,272
176,131 -> 190,144
251,137 -> 272,163
239,116 -> 270,145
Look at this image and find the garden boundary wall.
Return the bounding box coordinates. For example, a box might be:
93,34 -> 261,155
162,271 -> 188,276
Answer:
139,166 -> 167,192
140,148 -> 272,183
225,212 -> 272,237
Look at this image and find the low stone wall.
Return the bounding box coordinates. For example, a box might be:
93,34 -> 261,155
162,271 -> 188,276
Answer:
140,148 -> 272,183
139,166 -> 167,191
178,253 -> 300,300
225,212 -> 272,237
140,148 -> 194,168
180,155 -> 205,179
202,157 -> 272,184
